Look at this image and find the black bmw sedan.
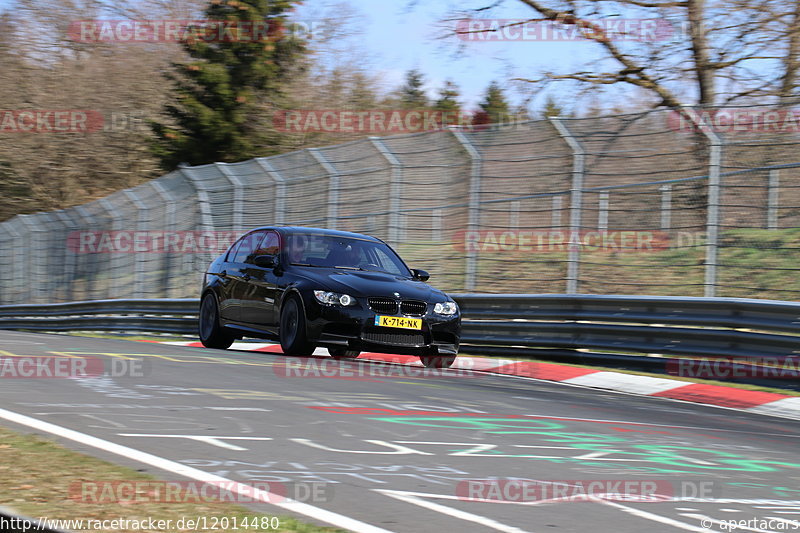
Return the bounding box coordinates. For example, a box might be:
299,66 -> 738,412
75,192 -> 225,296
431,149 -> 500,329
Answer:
199,226 -> 461,368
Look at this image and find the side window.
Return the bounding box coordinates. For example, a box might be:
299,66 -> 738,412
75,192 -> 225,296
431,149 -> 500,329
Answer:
233,231 -> 266,264
253,231 -> 280,258
225,238 -> 243,262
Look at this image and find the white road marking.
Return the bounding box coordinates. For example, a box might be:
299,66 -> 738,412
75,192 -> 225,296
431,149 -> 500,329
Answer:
117,434 -> 274,451
0,408 -> 395,533
376,489 -> 530,533
599,501 -> 716,531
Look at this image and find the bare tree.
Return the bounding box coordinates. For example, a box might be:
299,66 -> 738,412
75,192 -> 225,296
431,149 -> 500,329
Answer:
450,0 -> 800,108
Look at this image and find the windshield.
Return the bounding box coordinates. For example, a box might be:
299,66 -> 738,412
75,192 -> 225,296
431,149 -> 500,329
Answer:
284,233 -> 412,277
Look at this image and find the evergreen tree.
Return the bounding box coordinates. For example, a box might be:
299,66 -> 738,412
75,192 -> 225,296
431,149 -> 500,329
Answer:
434,79 -> 462,127
541,96 -> 564,118
151,0 -> 307,169
475,81 -> 511,126
400,69 -> 428,109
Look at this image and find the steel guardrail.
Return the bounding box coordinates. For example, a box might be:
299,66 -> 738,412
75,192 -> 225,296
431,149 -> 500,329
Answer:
0,295 -> 798,389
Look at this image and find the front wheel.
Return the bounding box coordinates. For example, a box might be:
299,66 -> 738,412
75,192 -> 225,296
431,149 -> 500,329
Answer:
420,354 -> 456,369
199,293 -> 235,350
328,347 -> 361,360
280,296 -> 316,356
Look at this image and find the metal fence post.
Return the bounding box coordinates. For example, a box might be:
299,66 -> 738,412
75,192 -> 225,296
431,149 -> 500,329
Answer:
255,158 -> 287,226
53,210 -> 79,302
99,198 -> 125,299
370,137 -> 404,243
179,167 -> 215,233
215,163 -> 245,234
549,116 -> 585,294
180,166 -> 217,296
552,196 -> 563,228
660,185 -> 672,231
691,112 -> 723,298
598,192 -> 609,231
74,206 -> 100,301
152,181 -> 177,298
123,189 -> 149,298
510,200 -> 520,231
16,215 -> 45,303
451,129 -> 483,292
308,148 -> 339,230
4,219 -> 25,304
767,170 -> 780,230
0,224 -> 14,304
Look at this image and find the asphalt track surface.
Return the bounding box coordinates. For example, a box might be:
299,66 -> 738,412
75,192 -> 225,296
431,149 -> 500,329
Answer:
1,330 -> 799,533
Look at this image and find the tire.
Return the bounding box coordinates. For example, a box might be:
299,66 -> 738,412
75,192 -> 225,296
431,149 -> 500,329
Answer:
420,354 -> 456,369
280,295 -> 316,356
328,347 -> 361,360
199,293 -> 235,350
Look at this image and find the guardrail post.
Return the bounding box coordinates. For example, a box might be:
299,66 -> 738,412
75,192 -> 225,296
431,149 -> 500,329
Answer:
690,111 -> 723,298
451,129 -> 483,292
308,148 -> 339,230
123,189 -> 149,298
660,185 -> 672,231
598,192 -> 609,231
255,157 -> 287,226
549,116 -> 585,294
215,163 -> 245,234
767,169 -> 780,230
370,138 -> 404,243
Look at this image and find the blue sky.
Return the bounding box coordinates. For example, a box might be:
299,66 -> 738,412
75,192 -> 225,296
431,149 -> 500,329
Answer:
296,0 -> 603,112
0,0 -> 614,112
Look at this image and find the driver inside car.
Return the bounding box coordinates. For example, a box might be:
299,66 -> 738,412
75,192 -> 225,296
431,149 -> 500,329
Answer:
287,235 -> 307,264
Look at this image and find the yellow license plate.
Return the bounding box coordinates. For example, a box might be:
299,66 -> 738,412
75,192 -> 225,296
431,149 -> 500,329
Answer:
374,316 -> 422,330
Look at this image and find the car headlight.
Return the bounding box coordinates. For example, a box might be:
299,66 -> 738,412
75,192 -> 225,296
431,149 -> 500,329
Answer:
434,301 -> 458,315
314,290 -> 357,306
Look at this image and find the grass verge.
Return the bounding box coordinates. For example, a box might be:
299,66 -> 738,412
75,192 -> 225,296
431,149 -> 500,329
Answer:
0,426 -> 340,532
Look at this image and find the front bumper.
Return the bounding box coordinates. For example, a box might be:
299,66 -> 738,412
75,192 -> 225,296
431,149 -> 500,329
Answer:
304,300 -> 460,356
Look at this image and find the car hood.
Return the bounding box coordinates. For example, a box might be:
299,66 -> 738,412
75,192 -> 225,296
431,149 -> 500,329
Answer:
295,268 -> 447,301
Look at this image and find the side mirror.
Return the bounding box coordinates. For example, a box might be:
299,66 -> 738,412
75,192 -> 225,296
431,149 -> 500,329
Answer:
254,255 -> 277,268
411,269 -> 430,282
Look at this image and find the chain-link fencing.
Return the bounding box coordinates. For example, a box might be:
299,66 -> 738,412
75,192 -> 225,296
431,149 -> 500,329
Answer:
2,105 -> 799,304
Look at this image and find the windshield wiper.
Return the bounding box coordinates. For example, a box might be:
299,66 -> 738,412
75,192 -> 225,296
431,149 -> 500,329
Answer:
290,263 -> 328,268
333,265 -> 364,271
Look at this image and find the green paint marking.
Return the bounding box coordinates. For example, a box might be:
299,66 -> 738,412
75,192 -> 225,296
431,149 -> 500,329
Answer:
370,416 -> 800,474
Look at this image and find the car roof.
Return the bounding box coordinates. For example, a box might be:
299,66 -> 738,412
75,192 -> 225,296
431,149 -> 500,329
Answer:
249,226 -> 383,242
